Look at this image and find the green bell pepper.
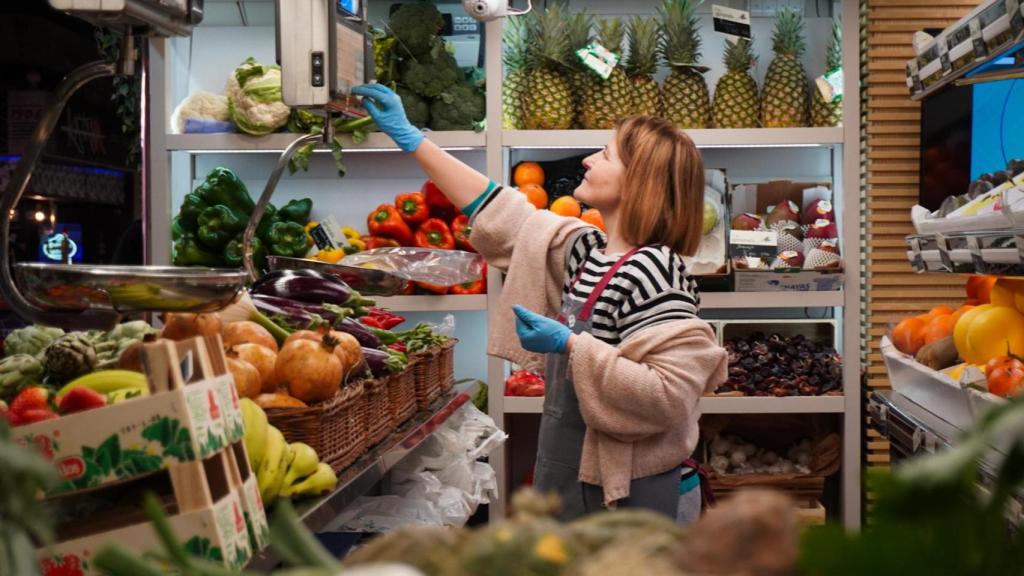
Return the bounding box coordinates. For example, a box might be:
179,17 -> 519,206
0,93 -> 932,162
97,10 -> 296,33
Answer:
171,216 -> 184,241
224,234 -> 267,270
178,193 -> 209,231
194,167 -> 255,215
256,203 -> 279,243
173,232 -> 222,267
197,205 -> 246,249
267,221 -> 309,257
279,198 -> 313,224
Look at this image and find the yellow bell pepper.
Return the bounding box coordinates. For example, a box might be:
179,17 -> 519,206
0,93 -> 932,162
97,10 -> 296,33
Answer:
341,226 -> 361,241
304,221 -> 319,248
346,236 -> 366,253
313,247 -> 344,263
953,304 -> 1024,365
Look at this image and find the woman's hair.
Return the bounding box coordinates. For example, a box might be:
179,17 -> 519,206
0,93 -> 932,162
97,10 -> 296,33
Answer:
615,116 -> 705,256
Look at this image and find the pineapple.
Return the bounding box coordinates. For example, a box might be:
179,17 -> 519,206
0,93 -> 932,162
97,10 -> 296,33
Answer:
624,16 -> 663,118
659,0 -> 711,129
761,8 -> 810,128
581,17 -> 632,129
566,10 -> 595,128
712,37 -> 760,128
811,18 -> 842,127
522,4 -> 575,130
502,16 -> 530,129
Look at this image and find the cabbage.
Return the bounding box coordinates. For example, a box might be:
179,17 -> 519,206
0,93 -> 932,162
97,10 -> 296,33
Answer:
225,57 -> 290,136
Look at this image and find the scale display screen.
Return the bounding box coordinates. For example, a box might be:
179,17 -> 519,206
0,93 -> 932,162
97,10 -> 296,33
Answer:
39,224 -> 83,263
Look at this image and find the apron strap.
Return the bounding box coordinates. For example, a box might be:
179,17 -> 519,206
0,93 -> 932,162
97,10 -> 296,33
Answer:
577,246 -> 643,323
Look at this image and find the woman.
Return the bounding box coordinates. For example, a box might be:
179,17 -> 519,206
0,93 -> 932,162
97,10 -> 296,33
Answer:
353,84 -> 727,520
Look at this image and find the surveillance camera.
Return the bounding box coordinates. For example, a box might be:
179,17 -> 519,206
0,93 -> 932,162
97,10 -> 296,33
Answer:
462,0 -> 532,22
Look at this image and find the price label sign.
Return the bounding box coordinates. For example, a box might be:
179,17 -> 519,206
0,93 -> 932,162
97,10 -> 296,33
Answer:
712,5 -> 752,39
309,215 -> 345,251
729,229 -> 778,260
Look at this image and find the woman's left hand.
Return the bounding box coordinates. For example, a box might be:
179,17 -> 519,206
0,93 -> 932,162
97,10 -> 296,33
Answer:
514,305 -> 571,353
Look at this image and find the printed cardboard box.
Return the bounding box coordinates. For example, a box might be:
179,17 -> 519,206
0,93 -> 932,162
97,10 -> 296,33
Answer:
15,374 -> 238,496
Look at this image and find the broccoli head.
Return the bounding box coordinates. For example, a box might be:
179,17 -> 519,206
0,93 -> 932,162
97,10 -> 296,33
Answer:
389,2 -> 444,57
429,83 -> 485,131
399,49 -> 461,98
396,86 -> 430,128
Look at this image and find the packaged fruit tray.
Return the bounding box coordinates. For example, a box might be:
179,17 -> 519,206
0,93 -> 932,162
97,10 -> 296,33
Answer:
13,337 -> 245,497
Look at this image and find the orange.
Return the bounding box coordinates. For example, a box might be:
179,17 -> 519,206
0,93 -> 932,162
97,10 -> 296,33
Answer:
966,275 -> 998,304
513,162 -> 545,187
580,208 -> 606,232
519,183 -> 548,210
892,315 -> 928,355
922,314 -> 956,345
951,304 -> 975,324
550,196 -> 582,218
925,305 -> 954,319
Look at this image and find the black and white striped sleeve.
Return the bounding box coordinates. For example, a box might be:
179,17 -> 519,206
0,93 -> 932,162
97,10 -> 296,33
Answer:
614,247 -> 700,340
562,228 -> 606,295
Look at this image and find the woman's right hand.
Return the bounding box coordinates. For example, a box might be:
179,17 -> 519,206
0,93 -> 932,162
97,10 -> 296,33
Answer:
351,84 -> 424,153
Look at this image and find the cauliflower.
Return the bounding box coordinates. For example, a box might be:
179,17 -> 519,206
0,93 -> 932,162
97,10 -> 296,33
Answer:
389,2 -> 444,57
429,83 -> 485,131
225,57 -> 289,135
171,91 -> 229,134
400,49 -> 461,98
396,86 -> 430,128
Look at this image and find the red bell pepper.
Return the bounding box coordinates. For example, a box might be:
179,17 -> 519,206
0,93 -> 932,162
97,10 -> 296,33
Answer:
367,204 -> 415,246
360,307 -> 406,330
401,282 -> 416,295
505,370 -> 545,397
395,192 -> 429,225
363,235 -> 400,250
414,218 -> 456,250
416,281 -> 450,295
422,179 -> 456,220
451,214 -> 474,252
387,342 -> 408,353
450,263 -> 486,295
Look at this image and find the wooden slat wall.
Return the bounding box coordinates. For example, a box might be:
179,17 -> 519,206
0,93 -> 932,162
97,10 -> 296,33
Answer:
863,0 -> 976,516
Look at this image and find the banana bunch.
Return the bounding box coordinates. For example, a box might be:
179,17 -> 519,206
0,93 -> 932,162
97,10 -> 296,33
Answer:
240,398 -> 338,506
56,369 -> 149,404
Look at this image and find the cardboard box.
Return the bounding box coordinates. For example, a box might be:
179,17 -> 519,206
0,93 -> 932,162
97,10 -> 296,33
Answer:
15,374 -> 239,496
729,180 -> 843,292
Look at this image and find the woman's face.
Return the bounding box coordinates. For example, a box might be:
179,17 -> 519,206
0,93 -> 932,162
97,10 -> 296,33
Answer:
574,137 -> 626,212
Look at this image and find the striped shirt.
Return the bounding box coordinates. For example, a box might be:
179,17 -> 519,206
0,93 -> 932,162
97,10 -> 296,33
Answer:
563,229 -> 701,345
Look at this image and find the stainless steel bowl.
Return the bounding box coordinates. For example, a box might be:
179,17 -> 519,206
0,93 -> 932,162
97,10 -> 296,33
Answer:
14,264 -> 247,313
265,256 -> 408,296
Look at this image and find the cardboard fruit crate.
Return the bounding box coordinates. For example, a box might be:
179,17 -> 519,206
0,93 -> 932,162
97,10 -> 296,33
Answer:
14,336 -> 245,497
37,338 -> 268,574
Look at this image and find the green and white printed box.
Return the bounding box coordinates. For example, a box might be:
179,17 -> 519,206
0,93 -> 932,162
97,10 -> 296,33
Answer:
15,376 -> 236,496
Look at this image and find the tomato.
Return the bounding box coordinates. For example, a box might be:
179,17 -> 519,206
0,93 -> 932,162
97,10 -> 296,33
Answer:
505,370 -> 545,397
986,355 -> 1024,398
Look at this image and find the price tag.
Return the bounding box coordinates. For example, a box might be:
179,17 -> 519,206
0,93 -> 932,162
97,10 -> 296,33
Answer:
970,19 -> 987,58
712,5 -> 752,39
576,42 -> 619,80
309,215 -> 345,251
729,229 -> 778,259
816,68 -> 844,102
937,41 -> 952,74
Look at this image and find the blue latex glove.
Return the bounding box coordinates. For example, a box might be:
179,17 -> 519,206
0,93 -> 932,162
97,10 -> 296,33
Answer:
351,84 -> 424,153
514,305 -> 571,354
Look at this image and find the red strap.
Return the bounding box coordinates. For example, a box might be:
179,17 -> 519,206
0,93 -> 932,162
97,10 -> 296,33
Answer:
577,247 -> 642,323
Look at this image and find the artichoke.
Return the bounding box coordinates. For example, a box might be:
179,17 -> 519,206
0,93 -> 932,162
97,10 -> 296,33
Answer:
4,326 -> 64,359
44,334 -> 97,383
0,354 -> 44,401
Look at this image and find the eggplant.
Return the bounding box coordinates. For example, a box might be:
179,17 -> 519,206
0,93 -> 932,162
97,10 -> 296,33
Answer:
252,270 -> 353,306
251,297 -> 318,330
251,294 -> 342,322
362,347 -> 406,378
335,317 -> 382,349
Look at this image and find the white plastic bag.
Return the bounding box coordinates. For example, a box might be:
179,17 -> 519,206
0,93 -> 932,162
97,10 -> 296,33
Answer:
342,248 -> 484,285
328,495 -> 444,532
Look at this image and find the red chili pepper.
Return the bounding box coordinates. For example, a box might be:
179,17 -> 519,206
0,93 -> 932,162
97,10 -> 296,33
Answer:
416,281 -> 450,295
367,204 -> 415,246
451,214 -> 474,252
363,235 -> 401,250
395,192 -> 429,225
450,263 -> 486,295
359,316 -> 388,329
387,342 -> 408,353
422,179 -> 456,220
364,307 -> 406,329
414,218 -> 456,250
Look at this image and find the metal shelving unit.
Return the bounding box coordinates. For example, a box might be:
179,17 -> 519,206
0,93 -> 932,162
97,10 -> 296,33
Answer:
148,0 -> 862,529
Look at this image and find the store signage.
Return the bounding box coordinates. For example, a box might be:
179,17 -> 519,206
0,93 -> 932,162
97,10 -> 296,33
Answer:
712,5 -> 751,40
577,42 -> 620,80
309,215 -> 344,250
729,229 -> 778,259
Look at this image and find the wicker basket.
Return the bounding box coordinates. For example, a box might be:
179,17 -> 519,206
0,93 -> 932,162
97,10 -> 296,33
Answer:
265,382 -> 367,473
411,338 -> 458,409
388,362 -> 418,428
361,376 -> 393,448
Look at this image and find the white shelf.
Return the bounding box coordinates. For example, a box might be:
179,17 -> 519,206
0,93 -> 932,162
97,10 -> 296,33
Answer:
503,395 -> 845,415
164,130 -> 486,152
701,291 -> 845,309
374,295 -> 488,312
502,128 -> 845,149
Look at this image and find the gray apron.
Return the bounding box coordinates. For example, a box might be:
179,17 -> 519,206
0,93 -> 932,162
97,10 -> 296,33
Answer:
533,246 -> 681,522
